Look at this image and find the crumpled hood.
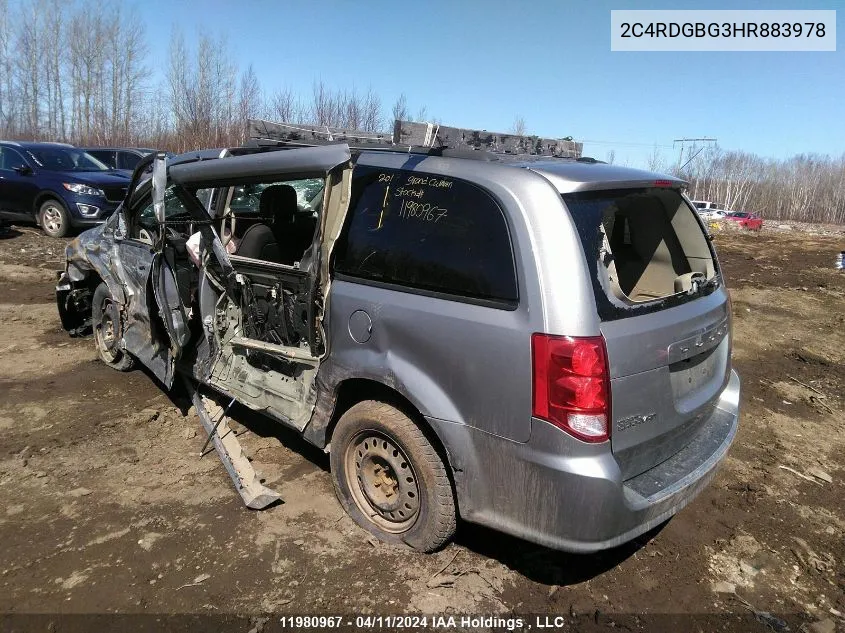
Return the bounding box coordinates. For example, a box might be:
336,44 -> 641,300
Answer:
64,222 -> 108,276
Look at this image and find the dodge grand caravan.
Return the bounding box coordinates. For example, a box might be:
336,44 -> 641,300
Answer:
56,138 -> 740,553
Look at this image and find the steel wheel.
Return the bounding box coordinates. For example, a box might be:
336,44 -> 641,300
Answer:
92,283 -> 134,371
344,430 -> 421,533
95,295 -> 120,363
330,400 -> 456,552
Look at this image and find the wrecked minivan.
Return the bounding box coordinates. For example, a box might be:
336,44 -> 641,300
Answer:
57,136 -> 740,553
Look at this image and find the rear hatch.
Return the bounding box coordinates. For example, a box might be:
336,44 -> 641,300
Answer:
564,186 -> 732,480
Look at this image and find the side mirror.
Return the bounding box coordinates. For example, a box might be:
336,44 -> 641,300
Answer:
12,165 -> 32,176
151,152 -> 167,225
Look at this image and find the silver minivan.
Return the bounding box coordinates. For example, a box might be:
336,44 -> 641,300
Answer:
57,142 -> 740,553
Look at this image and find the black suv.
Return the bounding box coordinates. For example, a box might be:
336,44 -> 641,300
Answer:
0,141 -> 130,237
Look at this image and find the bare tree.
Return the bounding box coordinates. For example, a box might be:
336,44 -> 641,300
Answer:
646,145 -> 667,173
167,28 -> 192,148
343,87 -> 362,130
606,149 -> 616,165
66,6 -> 110,142
511,116 -> 527,136
361,87 -> 382,132
310,80 -> 337,127
391,93 -> 408,122
269,88 -> 300,124
14,0 -> 43,137
237,64 -> 263,141
168,29 -> 239,149
0,0 -> 16,134
115,6 -> 147,144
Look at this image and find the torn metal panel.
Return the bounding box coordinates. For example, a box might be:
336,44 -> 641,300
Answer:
151,252 -> 191,356
58,143 -> 354,429
116,238 -> 175,386
187,379 -> 281,510
63,223 -> 126,305
315,164 -> 353,356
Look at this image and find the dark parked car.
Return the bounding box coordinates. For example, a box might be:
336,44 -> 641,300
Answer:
0,141 -> 130,237
83,147 -> 158,176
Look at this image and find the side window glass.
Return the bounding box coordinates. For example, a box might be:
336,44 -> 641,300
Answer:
118,152 -> 141,171
195,188 -> 216,213
87,151 -> 115,168
0,147 -> 27,171
334,168 -> 518,306
133,187 -> 189,238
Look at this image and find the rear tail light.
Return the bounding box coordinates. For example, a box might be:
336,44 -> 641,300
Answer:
532,334 -> 611,442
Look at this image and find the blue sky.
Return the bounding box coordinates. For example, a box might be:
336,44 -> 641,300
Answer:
140,0 -> 843,167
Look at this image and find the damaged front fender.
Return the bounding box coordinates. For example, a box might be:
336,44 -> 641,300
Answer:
56,224 -> 125,337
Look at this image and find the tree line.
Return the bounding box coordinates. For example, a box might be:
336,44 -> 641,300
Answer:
0,0 -> 427,152
637,144 -> 845,225
1,0 -> 841,224
676,147 -> 845,225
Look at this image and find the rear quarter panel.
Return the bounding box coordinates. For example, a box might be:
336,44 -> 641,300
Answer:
316,155 -> 601,443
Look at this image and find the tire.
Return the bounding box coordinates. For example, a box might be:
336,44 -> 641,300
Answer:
39,199 -> 70,238
330,400 -> 456,552
92,283 -> 135,371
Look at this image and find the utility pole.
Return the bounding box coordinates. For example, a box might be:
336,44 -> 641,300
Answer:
674,137 -> 717,172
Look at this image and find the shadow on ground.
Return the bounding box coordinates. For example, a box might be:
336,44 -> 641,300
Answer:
0,225 -> 23,239
454,520 -> 667,586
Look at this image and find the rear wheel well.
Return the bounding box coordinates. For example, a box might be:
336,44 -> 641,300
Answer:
326,378 -> 458,508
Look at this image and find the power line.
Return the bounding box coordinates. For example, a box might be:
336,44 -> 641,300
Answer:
577,139 -> 675,149
673,137 -> 717,143
674,137 -> 718,170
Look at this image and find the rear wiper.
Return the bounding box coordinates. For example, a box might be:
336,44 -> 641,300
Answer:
685,273 -> 719,296
698,275 -> 721,293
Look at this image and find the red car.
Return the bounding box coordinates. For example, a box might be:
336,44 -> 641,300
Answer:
725,211 -> 763,231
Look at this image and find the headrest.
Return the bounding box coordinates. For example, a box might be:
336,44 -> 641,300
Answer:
258,184 -> 298,223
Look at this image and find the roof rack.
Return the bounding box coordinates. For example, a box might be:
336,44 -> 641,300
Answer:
247,118 -> 584,161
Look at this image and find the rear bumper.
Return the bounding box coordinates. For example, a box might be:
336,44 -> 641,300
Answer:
430,369 -> 740,553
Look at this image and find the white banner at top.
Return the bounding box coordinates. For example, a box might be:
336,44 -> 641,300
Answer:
611,10 -> 836,52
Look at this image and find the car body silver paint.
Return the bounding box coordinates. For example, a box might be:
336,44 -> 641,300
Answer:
58,148 -> 741,553
310,154 -> 739,549
524,161 -> 687,193
426,370 -> 739,553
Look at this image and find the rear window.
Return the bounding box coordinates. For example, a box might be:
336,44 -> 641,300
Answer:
87,150 -> 116,167
334,167 -> 518,308
565,188 -> 719,321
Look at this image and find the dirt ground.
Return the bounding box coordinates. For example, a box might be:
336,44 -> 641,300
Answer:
0,222 -> 843,632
